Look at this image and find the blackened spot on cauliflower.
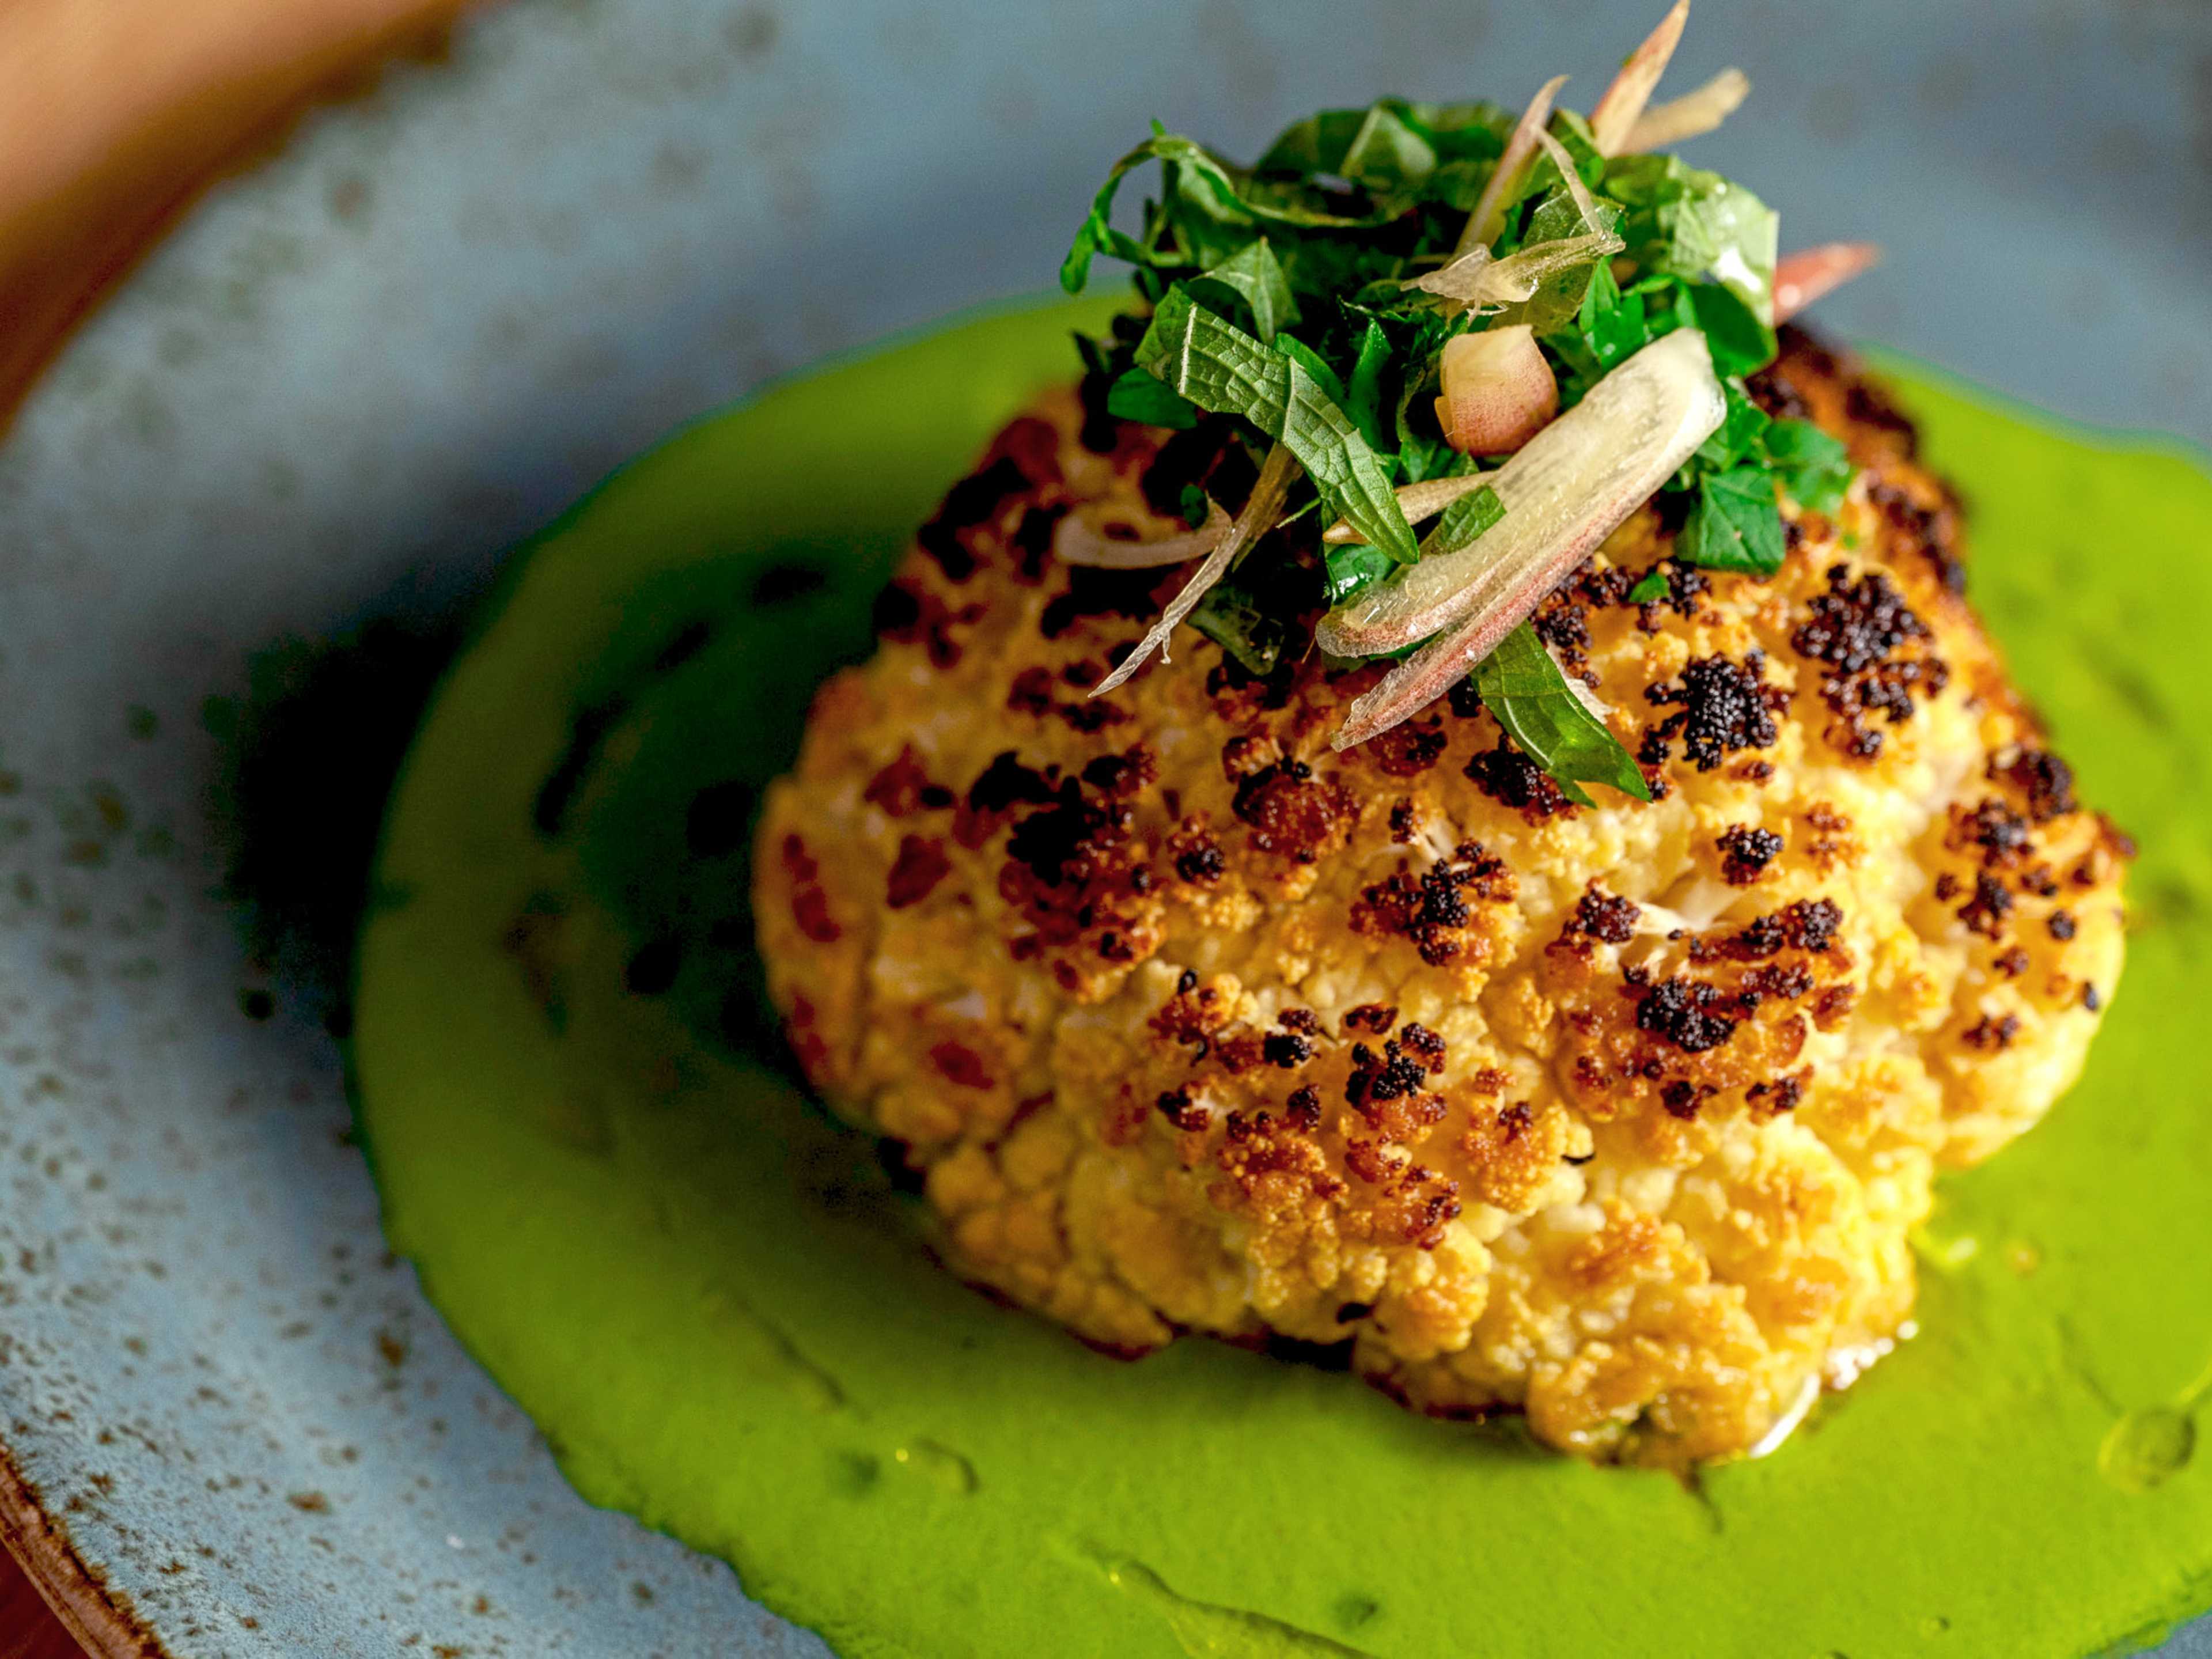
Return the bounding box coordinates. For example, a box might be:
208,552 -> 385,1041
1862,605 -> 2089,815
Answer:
2048,908 -> 2078,941
1009,504 -> 1063,583
1081,745 -> 1158,798
916,454 -> 1029,581
1718,825 -> 1785,885
1660,1080 -> 1716,1119
1963,1013 -> 2022,1052
1172,834 -> 1226,885
873,577 -> 926,639
1343,1003 -> 1397,1036
1748,1075 -> 1805,1113
1278,1007 -> 1321,1035
1466,737 -> 1577,819
1346,1041 -> 1429,1107
1957,871 -> 2014,939
1635,978 -> 1740,1054
1446,678 -> 1486,720
1721,897 -> 1843,960
885,834 -> 952,909
1399,1022 -> 1447,1073
1232,758 -> 1357,863
1041,565 -> 1172,641
1992,745 -> 2079,823
1366,716 -> 1450,778
1790,565 -> 1950,759
865,747 -> 955,817
1959,798 -> 2030,866
965,753 -> 1055,810
1868,476 -> 1967,594
1157,1086 -> 1207,1131
1285,1085 -> 1324,1130
1351,843 -> 1510,966
1643,653 -> 1783,772
1006,781 -> 1127,888
1570,887 -> 1641,944
1262,1031 -> 1315,1069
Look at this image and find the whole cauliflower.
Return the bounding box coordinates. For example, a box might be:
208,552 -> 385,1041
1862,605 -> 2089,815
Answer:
753,330 -> 2128,1465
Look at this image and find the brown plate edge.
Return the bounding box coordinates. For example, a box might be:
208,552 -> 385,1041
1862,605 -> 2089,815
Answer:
0,1432 -> 171,1659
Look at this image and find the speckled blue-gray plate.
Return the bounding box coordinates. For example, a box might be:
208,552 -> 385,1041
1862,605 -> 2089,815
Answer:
2,1 -> 2209,1653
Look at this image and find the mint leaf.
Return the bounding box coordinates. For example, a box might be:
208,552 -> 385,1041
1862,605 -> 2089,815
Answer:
1187,238 -> 1298,343
1680,465 -> 1785,573
1324,543 -> 1397,606
1417,482 -> 1505,559
1693,379 -> 1772,471
1681,281 -> 1774,380
1274,333 -> 1347,404
1627,569 -> 1669,603
1602,153 -> 1778,340
1135,287 -> 1418,563
1188,578 -> 1285,676
1107,368 -> 1199,428
1763,418 -> 1853,514
1473,623 -> 1651,807
1338,103 -> 1438,195
1345,319 -> 1394,454
1178,483 -> 1210,528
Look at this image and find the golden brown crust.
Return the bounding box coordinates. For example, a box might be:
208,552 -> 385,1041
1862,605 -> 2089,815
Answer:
752,331 -> 2130,1465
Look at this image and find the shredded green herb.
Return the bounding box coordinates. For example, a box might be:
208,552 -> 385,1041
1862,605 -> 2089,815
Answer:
1474,624 -> 1653,808
1055,16 -> 1861,791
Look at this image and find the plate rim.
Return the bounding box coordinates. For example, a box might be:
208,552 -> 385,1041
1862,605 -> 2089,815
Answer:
1,1438 -> 168,1659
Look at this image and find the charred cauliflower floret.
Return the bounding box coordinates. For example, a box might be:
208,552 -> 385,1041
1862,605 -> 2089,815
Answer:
753,332 -> 2129,1466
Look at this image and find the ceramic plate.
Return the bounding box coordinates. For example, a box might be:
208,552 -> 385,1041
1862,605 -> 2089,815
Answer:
2,0 -> 2208,1652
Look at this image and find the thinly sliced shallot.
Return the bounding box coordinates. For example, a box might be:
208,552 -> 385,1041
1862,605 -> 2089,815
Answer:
1621,67 -> 1749,151
1530,128 -> 1609,237
1434,325 -> 1560,454
1052,501 -> 1232,569
1772,242 -> 1881,322
1320,328 -> 1725,657
1320,472 -> 1497,545
1456,74 -> 1567,256
1589,0 -> 1690,156
1089,443 -> 1298,696
1324,329 -> 1727,749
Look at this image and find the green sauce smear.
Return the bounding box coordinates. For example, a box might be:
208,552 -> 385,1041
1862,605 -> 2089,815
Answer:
354,297 -> 2212,1658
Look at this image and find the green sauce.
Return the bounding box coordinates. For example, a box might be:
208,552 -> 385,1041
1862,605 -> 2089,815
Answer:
354,298 -> 2212,1658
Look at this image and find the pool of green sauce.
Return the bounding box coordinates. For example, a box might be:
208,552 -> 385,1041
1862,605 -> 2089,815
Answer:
353,297 -> 2212,1659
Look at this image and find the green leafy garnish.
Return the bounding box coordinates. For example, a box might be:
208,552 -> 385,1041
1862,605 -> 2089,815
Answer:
1134,289 -> 1418,563
1052,33 -> 1865,791
1417,482 -> 1505,559
1680,465 -> 1785,574
1187,238 -> 1298,343
1324,543 -> 1397,606
1763,418 -> 1853,514
1187,579 -> 1285,676
1106,368 -> 1198,429
1472,623 -> 1652,808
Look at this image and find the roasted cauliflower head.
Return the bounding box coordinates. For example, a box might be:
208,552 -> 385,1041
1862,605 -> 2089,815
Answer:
753,331 -> 2129,1466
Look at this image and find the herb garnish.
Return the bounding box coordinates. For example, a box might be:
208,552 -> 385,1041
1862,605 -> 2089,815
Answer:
1055,3 -> 1870,796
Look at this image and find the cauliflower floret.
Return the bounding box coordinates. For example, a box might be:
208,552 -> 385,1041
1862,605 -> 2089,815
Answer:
752,331 -> 2130,1467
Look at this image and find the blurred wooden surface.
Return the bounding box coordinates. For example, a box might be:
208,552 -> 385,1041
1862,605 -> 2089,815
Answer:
0,1547 -> 80,1659
0,2 -> 485,1641
0,0 -> 477,434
